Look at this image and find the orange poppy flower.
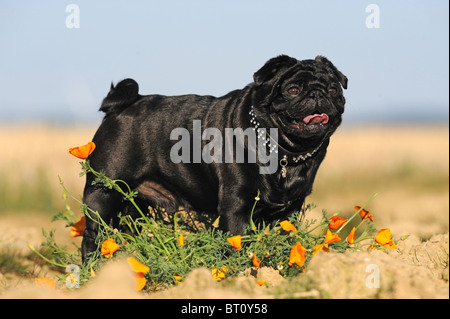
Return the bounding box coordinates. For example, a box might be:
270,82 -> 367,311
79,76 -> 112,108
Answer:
252,253 -> 261,268
178,234 -> 185,247
34,277 -> 56,290
211,267 -> 226,281
288,242 -> 307,267
324,229 -> 341,244
173,275 -> 183,284
280,220 -> 297,232
375,228 -> 397,249
257,280 -> 265,286
101,238 -> 119,258
69,216 -> 85,238
328,216 -> 348,230
127,257 -> 150,291
311,243 -> 329,255
347,227 -> 356,244
354,206 -> 374,221
226,235 -> 241,250
68,142 -> 96,159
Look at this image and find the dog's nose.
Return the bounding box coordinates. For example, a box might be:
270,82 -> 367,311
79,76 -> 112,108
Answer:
309,90 -> 323,99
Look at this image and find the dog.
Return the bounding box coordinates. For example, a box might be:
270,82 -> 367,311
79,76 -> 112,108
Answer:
81,55 -> 347,262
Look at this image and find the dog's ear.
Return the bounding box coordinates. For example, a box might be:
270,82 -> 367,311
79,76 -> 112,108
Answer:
253,55 -> 298,86
315,56 -> 348,89
252,55 -> 298,106
99,78 -> 139,116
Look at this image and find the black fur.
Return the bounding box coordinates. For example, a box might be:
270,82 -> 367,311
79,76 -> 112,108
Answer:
81,55 -> 347,262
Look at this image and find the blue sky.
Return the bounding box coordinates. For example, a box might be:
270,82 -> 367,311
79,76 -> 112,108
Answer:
0,0 -> 448,125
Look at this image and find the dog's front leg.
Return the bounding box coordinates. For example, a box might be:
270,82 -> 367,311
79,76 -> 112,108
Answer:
217,191 -> 254,235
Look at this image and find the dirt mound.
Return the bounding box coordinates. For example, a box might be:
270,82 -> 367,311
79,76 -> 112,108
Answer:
1,233 -> 447,299
151,232 -> 449,299
300,233 -> 448,298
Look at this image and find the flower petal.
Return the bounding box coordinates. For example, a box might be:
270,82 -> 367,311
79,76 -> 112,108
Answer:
328,216 -> 348,230
311,243 -> 329,255
34,277 -> 56,290
173,275 -> 182,284
90,266 -> 96,278
69,216 -> 85,238
375,228 -> 397,249
178,234 -> 185,247
127,257 -> 150,273
133,272 -> 147,291
101,238 -> 119,258
346,227 -> 356,244
226,235 -> 241,250
355,206 -> 374,221
288,242 -> 307,267
252,253 -> 261,268
68,142 -> 96,159
324,229 -> 341,244
211,267 -> 226,281
280,220 -> 297,232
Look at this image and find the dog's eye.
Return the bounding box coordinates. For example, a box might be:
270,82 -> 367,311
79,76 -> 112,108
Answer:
287,87 -> 301,95
328,88 -> 338,95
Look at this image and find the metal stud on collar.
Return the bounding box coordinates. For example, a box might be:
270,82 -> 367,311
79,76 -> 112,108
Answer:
249,106 -> 278,154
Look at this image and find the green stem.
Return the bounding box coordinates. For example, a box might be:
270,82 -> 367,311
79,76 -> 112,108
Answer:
84,161 -> 172,254
174,212 -> 179,234
305,222 -> 326,235
335,192 -> 378,234
248,191 -> 260,231
28,243 -> 68,268
354,235 -> 376,244
353,219 -> 367,232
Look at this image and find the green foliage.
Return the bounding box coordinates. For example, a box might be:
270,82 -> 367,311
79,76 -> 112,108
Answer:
31,161 -> 385,292
0,248 -> 29,275
0,167 -> 61,214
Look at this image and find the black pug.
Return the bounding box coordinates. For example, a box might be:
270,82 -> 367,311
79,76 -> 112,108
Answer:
81,54 -> 347,262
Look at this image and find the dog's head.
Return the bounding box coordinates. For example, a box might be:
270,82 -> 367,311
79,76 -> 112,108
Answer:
252,55 -> 347,151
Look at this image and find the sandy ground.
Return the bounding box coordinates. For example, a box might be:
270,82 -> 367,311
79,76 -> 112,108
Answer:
1,229 -> 448,299
0,124 -> 448,298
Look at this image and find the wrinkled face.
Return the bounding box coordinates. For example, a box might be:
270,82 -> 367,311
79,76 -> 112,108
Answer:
252,55 -> 347,150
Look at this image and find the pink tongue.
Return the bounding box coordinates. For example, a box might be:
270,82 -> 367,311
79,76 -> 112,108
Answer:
303,114 -> 329,124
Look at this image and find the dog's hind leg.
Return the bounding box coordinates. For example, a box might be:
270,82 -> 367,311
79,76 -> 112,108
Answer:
113,197 -> 150,236
81,184 -> 123,263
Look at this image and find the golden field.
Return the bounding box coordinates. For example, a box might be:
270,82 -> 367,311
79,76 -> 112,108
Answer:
0,124 -> 448,299
0,124 -> 448,238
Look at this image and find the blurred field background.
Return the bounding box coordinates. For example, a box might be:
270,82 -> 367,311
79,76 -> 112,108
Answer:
0,123 -> 448,240
1,0 -> 448,299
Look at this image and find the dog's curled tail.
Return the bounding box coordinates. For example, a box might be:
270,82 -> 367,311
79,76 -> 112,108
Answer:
99,78 -> 139,116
